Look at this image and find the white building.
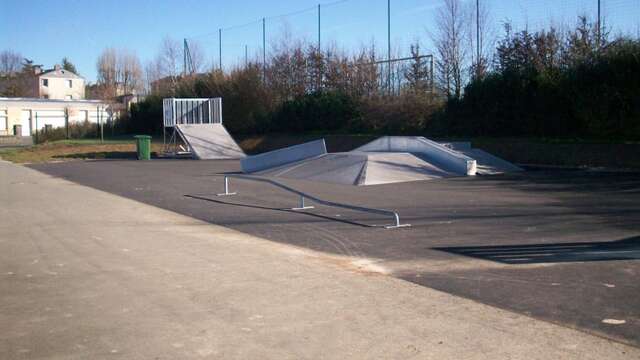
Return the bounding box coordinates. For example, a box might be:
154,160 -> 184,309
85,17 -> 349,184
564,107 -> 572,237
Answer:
0,98 -> 117,137
33,64 -> 85,100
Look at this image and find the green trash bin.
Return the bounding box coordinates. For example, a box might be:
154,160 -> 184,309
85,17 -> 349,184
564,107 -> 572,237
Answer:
134,135 -> 152,160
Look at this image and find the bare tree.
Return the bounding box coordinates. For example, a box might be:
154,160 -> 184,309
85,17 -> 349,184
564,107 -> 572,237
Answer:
186,40 -> 205,74
159,36 -> 181,79
119,50 -> 143,94
0,50 -> 22,75
96,48 -> 118,98
144,59 -> 162,94
431,0 -> 469,98
96,48 -> 143,99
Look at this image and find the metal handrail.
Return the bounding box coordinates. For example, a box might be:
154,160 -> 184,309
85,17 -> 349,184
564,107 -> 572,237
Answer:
217,174 -> 410,229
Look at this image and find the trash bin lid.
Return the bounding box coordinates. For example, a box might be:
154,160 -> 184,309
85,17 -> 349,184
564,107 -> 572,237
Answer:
133,135 -> 152,139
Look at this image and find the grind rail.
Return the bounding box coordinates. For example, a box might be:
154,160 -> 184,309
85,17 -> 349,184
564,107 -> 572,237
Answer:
217,174 -> 410,229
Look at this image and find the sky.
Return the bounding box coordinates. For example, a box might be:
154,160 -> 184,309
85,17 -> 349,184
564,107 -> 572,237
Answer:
1,0 -> 637,82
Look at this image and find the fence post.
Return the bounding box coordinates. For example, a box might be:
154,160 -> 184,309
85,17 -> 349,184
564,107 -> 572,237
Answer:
34,112 -> 38,144
65,108 -> 69,139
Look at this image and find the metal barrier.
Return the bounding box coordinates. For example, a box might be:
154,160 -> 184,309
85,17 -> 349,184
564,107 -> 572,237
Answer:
217,174 -> 410,229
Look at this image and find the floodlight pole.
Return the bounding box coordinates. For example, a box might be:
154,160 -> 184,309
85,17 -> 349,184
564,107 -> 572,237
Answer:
218,28 -> 222,70
262,17 -> 266,82
597,0 -> 601,49
387,0 -> 391,95
183,39 -> 187,75
476,0 -> 480,65
317,4 -> 321,51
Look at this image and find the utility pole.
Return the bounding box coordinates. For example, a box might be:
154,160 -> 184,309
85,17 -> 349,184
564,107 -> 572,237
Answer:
317,4 -> 321,51
245,45 -> 248,67
476,0 -> 480,66
183,38 -> 187,76
262,17 -> 266,82
597,0 -> 601,49
218,28 -> 222,70
387,0 -> 391,94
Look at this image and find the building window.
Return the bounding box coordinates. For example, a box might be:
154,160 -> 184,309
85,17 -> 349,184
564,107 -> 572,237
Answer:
0,110 -> 7,132
42,95 -> 49,99
67,80 -> 72,88
65,95 -> 72,100
42,79 -> 48,87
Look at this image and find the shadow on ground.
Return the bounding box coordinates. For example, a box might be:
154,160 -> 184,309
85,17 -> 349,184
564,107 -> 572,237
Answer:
434,235 -> 640,264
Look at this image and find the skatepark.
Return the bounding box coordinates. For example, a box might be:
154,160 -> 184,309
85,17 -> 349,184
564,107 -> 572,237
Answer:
2,98 -> 639,358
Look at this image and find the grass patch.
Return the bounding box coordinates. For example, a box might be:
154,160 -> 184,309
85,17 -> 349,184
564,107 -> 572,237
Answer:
0,138 -> 163,164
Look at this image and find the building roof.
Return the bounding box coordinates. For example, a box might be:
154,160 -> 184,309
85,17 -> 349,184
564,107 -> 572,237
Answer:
0,97 -> 112,107
38,67 -> 84,80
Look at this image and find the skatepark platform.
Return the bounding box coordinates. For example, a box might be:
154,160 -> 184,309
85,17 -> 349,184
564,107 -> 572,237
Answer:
242,136 -> 521,185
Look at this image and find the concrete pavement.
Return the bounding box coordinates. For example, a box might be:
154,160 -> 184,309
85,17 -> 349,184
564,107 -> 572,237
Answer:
1,160 -> 638,359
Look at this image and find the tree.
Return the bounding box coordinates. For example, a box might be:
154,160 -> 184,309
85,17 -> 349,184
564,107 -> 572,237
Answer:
96,47 -> 143,99
0,50 -> 22,76
405,43 -> 431,93
119,50 -> 143,95
61,57 -> 78,74
431,0 -> 469,99
96,48 -> 118,98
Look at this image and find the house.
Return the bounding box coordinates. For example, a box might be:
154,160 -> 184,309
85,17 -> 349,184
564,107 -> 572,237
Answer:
31,64 -> 85,100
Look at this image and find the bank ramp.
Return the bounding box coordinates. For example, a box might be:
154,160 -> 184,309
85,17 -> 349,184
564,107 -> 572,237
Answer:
175,124 -> 245,160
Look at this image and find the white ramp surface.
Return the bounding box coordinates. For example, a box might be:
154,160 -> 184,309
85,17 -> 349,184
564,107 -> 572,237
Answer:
256,152 -> 456,186
241,139 -> 327,173
176,124 -> 245,160
355,136 -> 477,176
459,148 -> 523,175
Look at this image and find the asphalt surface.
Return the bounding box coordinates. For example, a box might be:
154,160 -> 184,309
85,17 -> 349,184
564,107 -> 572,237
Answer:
6,160 -> 639,359
30,159 -> 640,347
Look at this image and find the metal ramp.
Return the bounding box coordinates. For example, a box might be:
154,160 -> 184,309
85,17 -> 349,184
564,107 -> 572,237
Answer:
175,123 -> 245,160
162,98 -> 244,159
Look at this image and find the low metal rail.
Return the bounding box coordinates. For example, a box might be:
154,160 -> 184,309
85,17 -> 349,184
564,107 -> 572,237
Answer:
217,174 -> 410,229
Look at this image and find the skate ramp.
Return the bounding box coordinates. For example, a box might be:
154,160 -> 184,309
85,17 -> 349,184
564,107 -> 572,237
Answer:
458,148 -> 523,175
242,136 -> 521,186
255,152 -> 456,186
241,139 -> 327,173
355,136 -> 477,176
175,124 -> 245,160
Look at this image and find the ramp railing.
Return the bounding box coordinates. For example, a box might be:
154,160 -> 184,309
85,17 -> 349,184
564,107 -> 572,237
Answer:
217,174 -> 410,229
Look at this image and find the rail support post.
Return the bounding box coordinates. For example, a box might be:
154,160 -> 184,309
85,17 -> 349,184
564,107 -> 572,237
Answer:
384,212 -> 411,229
217,176 -> 237,196
291,195 -> 314,211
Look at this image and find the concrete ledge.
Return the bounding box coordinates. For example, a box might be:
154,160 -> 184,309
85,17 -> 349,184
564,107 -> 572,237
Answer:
241,139 -> 327,173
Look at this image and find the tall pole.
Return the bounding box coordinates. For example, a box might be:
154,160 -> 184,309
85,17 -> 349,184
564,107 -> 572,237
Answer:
596,0 -> 601,49
476,0 -> 480,66
387,0 -> 391,94
262,17 -> 266,82
245,45 -> 248,67
218,28 -> 222,70
317,4 -> 321,51
183,38 -> 187,76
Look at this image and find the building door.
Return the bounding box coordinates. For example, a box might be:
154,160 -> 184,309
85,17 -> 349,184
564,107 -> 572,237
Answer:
20,110 -> 31,136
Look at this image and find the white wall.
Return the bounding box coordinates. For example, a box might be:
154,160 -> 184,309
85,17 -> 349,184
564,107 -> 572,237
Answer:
39,75 -> 85,100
